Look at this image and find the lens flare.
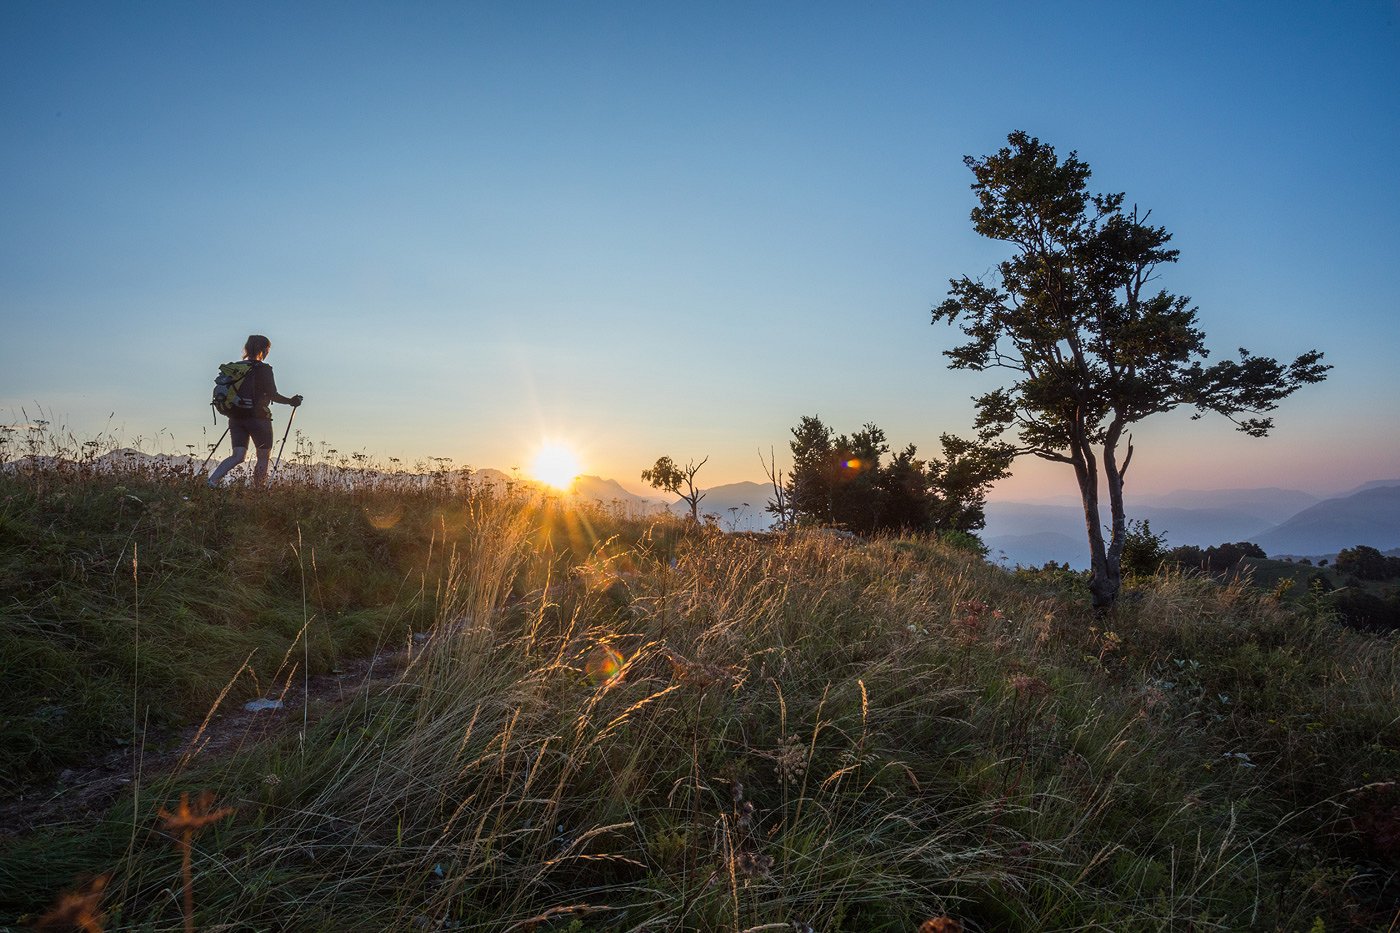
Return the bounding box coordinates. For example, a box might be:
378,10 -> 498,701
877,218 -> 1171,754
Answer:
585,645 -> 624,685
365,501 -> 403,529
530,442 -> 581,490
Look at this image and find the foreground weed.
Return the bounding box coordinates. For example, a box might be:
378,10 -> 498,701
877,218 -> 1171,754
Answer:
157,791 -> 234,933
917,919 -> 964,933
31,873 -> 109,932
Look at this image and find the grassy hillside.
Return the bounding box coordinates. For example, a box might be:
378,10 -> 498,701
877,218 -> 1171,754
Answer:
3,462 -> 1399,930
1209,557 -> 1400,631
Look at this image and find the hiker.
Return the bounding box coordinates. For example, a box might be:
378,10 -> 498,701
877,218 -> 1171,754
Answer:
208,334 -> 302,487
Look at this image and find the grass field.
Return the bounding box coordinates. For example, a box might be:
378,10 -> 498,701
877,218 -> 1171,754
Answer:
2,451 -> 1399,930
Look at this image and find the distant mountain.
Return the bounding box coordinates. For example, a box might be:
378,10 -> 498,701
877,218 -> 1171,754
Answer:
470,467 -> 514,489
982,500 -> 1270,553
1129,506 -> 1279,547
1136,487 -> 1318,526
980,488 -> 1355,566
668,481 -> 775,532
982,502 -> 1085,538
1255,485 -> 1400,555
1331,479 -> 1400,498
984,531 -> 1087,569
570,475 -> 668,518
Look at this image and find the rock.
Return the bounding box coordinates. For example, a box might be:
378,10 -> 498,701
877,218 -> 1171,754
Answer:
243,698 -> 285,713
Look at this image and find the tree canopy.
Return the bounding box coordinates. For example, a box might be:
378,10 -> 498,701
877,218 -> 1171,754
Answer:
779,415 -> 1009,537
932,132 -> 1329,606
641,455 -> 708,522
1334,545 -> 1400,582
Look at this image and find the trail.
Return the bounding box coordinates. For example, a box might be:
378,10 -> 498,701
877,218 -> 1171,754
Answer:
0,640 -> 416,839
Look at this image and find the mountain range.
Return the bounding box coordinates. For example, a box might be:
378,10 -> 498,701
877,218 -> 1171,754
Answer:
568,477 -> 775,531
982,481 -> 1400,568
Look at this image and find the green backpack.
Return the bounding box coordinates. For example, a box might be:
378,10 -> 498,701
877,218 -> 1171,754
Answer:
211,361 -> 260,418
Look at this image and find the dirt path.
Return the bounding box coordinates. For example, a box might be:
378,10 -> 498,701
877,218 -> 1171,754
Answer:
0,641 -> 417,839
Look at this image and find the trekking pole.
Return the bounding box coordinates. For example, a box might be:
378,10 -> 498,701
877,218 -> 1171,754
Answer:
273,406 -> 297,472
200,425 -> 231,474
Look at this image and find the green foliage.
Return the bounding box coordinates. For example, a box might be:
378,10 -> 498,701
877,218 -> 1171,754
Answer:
641,454 -> 707,522
1335,544 -> 1400,581
1119,519 -> 1168,578
1331,586 -> 1400,631
932,131 -> 1329,607
0,464 -> 519,789
781,414 -> 1009,536
937,528 -> 989,557
1167,540 -> 1267,574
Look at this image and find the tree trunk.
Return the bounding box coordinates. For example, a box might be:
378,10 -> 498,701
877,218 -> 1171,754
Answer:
1072,442 -> 1117,609
1101,426 -> 1129,605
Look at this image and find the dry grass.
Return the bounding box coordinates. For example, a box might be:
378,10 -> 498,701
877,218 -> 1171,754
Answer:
4,436 -> 1400,929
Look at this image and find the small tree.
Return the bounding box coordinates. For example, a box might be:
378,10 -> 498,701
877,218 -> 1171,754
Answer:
759,447 -> 796,531
932,132 -> 1329,607
786,416 -> 840,525
1120,519 -> 1169,578
925,433 -> 1012,533
1335,545 -> 1400,581
781,415 -> 1008,535
642,455 -> 708,523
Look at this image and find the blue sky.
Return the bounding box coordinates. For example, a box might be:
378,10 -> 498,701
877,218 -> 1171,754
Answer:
3,1 -> 1397,498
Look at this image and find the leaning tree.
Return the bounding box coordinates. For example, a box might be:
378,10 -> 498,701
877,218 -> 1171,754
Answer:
641,455 -> 708,523
932,132 -> 1329,607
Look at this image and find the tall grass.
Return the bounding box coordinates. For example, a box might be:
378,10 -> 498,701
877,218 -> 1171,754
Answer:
3,436 -> 1399,929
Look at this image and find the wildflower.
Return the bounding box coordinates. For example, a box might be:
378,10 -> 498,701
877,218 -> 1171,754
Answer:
772,734 -> 807,786
159,790 -> 235,836
737,800 -> 755,830
33,874 -> 109,932
957,598 -> 988,615
159,792 -> 234,933
734,849 -> 774,877
1009,674 -> 1050,700
918,918 -> 964,933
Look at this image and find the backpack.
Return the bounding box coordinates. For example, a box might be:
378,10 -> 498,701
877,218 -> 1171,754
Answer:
211,361 -> 260,418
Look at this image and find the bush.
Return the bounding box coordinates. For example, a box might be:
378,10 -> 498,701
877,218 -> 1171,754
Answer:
1335,545 -> 1400,581
1120,519 -> 1168,578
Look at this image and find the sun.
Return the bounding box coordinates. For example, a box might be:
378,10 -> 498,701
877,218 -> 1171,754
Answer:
529,442 -> 582,490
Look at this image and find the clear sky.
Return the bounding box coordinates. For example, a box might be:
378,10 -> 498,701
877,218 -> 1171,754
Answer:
3,1 -> 1397,500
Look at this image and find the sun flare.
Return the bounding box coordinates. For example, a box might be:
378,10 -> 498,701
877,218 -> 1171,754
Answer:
529,442 -> 582,490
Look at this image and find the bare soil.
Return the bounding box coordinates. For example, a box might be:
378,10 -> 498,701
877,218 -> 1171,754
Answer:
0,644 -> 414,839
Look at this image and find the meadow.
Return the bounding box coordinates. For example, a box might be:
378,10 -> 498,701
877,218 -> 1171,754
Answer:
2,434 -> 1398,930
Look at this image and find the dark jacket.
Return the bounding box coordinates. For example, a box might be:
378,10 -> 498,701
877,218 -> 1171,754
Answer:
239,361 -> 289,420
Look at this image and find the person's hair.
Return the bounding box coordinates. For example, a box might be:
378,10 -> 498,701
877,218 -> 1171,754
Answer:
243,334 -> 272,359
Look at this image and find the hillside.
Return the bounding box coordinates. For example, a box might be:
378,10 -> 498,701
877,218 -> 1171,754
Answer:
3,462 -> 1399,930
1255,484 -> 1400,555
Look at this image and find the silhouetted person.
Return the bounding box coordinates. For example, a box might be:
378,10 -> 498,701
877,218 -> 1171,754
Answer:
208,334 -> 302,487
